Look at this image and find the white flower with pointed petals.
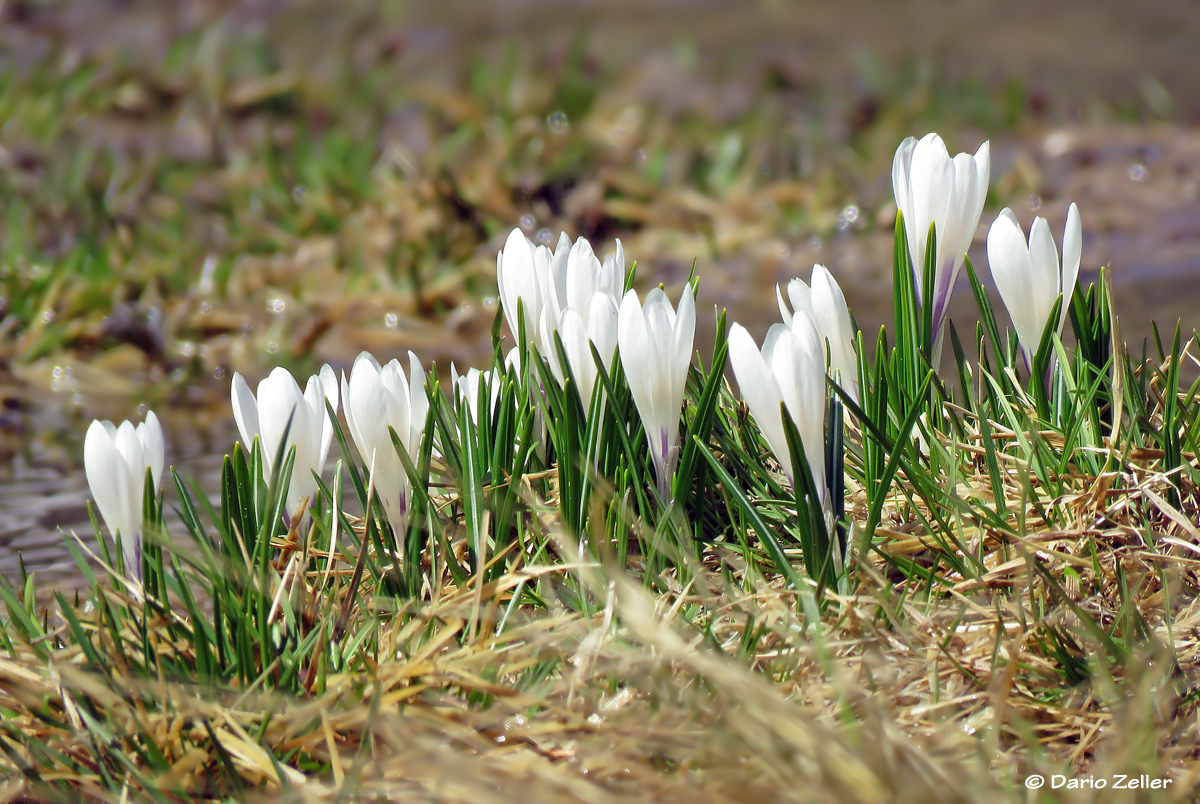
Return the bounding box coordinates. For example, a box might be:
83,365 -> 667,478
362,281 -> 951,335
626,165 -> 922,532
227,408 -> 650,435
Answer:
231,365 -> 338,517
987,203 -> 1082,368
84,411 -> 165,576
892,133 -> 990,361
776,264 -> 859,402
617,286 -> 695,501
342,351 -> 429,531
549,237 -> 624,319
451,364 -> 500,424
540,291 -> 620,403
496,228 -> 550,348
728,319 -> 826,499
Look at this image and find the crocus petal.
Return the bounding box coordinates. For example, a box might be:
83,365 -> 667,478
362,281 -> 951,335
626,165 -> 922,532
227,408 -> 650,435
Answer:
600,239 -> 625,301
565,237 -> 601,312
777,277 -> 814,328
84,420 -> 125,540
539,308 -> 567,387
1059,203 -> 1082,332
909,134 -> 954,280
498,228 -> 541,344
778,312 -> 828,500
138,411 -> 165,491
559,309 -> 597,398
809,264 -> 858,402
618,289 -> 655,429
381,360 -> 413,452
316,363 -> 339,470
257,368 -> 306,475
642,288 -> 676,431
453,365 -> 495,424
231,372 -> 260,448
587,293 -> 620,373
729,324 -> 792,480
987,209 -> 1040,361
671,288 -> 696,405
892,136 -> 918,258
618,286 -> 694,499
407,351 -> 429,451
1028,215 -> 1061,339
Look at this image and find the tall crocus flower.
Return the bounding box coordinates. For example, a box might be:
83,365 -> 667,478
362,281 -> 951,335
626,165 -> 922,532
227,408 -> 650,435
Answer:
776,263 -> 859,402
540,292 -> 620,403
537,235 -> 624,401
540,236 -> 624,327
84,411 -> 165,577
987,203 -> 1082,369
892,133 -> 990,362
496,228 -> 551,348
617,286 -> 695,501
231,365 -> 338,518
451,364 -> 500,425
497,228 -> 625,359
728,318 -> 827,502
342,351 -> 429,532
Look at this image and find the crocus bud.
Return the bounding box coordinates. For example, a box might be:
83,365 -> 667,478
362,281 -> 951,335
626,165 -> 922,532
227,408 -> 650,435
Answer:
987,203 -> 1082,368
497,228 -> 550,348
84,411 -> 165,576
892,133 -> 990,362
542,236 -> 624,325
728,319 -> 826,500
231,365 -> 338,517
451,364 -> 500,425
540,291 -> 619,404
342,351 -> 428,532
777,263 -> 859,402
617,286 -> 695,501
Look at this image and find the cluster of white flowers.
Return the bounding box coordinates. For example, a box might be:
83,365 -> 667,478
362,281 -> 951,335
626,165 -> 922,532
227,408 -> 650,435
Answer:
85,132 -> 1085,579
497,228 -> 695,500
893,133 -> 1081,368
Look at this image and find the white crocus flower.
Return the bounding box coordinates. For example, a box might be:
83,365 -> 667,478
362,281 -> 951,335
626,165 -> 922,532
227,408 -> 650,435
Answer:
496,228 -> 552,348
728,318 -> 827,501
451,364 -> 500,424
987,203 -> 1082,369
617,286 -> 696,501
535,234 -> 624,380
540,291 -> 620,403
232,365 -> 338,518
776,263 -> 859,402
541,236 -> 624,323
497,227 -> 625,358
342,351 -> 428,532
892,133 -> 990,362
84,411 -> 165,577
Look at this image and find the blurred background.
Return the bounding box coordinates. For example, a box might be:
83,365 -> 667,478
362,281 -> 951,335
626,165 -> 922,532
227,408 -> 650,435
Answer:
2,0 -> 1199,577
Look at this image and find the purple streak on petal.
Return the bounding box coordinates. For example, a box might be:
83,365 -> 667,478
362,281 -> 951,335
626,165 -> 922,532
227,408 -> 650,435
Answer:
927,256 -> 958,352
655,427 -> 674,502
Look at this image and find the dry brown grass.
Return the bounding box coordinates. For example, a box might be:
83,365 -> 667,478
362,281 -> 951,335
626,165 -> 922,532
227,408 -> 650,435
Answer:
1,452 -> 1198,804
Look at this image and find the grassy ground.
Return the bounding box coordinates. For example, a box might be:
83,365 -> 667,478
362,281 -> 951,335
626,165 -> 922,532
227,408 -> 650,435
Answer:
1,4 -> 1199,803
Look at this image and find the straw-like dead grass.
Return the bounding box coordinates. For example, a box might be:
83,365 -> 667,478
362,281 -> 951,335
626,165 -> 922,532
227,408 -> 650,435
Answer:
1,432 -> 1198,803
